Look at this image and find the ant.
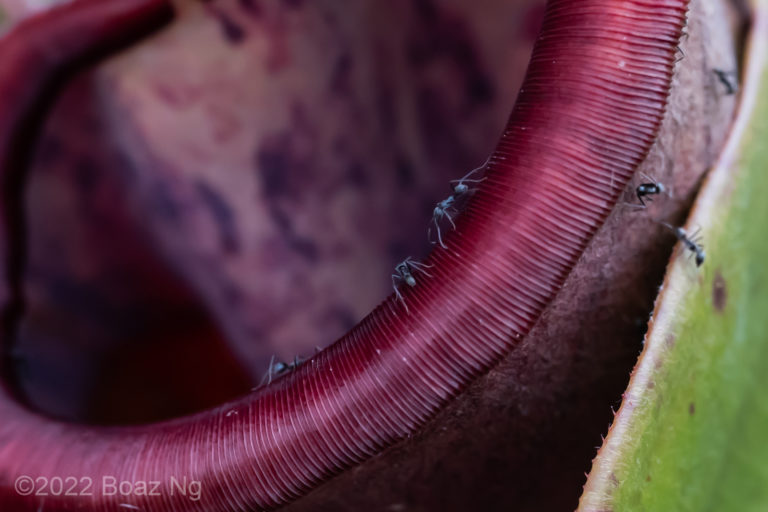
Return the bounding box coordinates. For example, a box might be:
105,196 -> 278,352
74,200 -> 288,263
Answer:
392,257 -> 433,310
429,162 -> 487,248
661,222 -> 705,267
256,354 -> 305,388
713,68 -> 738,95
635,172 -> 667,207
429,196 -> 458,249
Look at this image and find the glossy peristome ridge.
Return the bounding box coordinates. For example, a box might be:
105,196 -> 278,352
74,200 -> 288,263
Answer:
0,0 -> 688,510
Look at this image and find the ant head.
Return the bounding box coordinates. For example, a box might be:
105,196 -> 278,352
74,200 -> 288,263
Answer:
695,250 -> 705,267
454,183 -> 469,195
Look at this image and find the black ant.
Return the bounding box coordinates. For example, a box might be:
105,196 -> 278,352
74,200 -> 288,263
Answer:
635,172 -> 667,207
661,222 -> 705,267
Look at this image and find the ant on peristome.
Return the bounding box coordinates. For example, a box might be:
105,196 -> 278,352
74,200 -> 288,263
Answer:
392,257 -> 433,310
429,196 -> 458,249
429,161 -> 488,248
255,354 -> 305,388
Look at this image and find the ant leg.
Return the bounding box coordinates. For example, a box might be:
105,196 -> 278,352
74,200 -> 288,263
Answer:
254,356 -> 274,390
463,162 -> 487,180
445,209 -> 457,230
689,227 -> 703,245
409,260 -> 434,277
453,178 -> 486,184
392,275 -> 404,303
635,187 -> 647,207
392,275 -> 409,312
254,374 -> 266,391
675,45 -> 685,63
450,177 -> 486,186
452,157 -> 490,184
407,258 -> 431,269
431,218 -> 447,249
267,355 -> 276,385
437,225 -> 446,249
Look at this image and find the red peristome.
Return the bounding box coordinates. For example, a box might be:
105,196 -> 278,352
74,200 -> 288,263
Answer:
0,0 -> 687,510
